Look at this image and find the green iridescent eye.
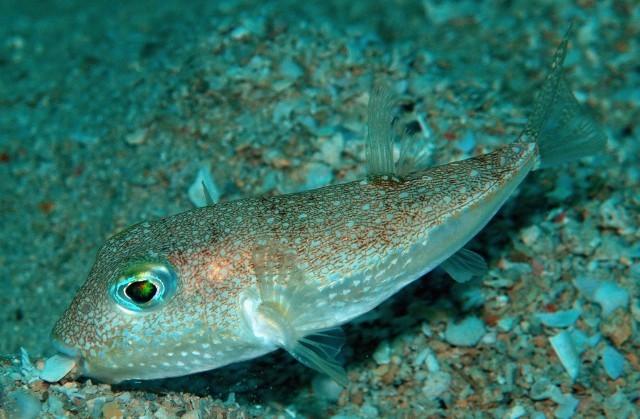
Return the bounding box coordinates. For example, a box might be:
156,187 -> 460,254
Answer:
110,261 -> 177,313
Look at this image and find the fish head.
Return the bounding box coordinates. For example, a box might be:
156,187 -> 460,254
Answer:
50,218 -> 255,384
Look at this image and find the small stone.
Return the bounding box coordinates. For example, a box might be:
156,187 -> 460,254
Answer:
181,411 -> 201,419
372,341 -> 391,365
520,225 -> 541,247
319,133 -> 344,166
115,392 -> 132,403
311,375 -> 343,402
40,355 -> 76,383
102,401 -> 123,418
573,278 -> 629,317
304,162 -> 333,189
535,309 -> 581,328
603,390 -> 635,418
506,404 -> 526,419
599,308 -> 632,347
7,391 -> 42,419
497,317 -> 515,332
125,128 -> 147,145
552,391 -> 580,419
549,331 -> 580,381
154,407 -> 170,419
422,371 -> 451,400
601,346 -> 625,380
444,316 -> 486,347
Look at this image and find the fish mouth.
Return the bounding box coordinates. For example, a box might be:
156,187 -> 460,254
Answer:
50,332 -> 82,359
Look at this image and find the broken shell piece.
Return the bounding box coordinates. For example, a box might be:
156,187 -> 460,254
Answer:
40,355 -> 77,383
549,331 -> 580,381
536,309 -> 581,328
573,278 -> 629,317
602,346 -> 625,380
188,166 -> 219,207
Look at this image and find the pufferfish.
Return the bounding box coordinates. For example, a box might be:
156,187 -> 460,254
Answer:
45,30 -> 605,387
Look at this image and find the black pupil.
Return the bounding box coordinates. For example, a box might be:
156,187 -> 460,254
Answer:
125,280 -> 157,304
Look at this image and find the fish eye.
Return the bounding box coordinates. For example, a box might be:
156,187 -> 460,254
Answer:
110,261 -> 177,313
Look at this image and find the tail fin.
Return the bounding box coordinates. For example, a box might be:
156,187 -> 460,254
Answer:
525,27 -> 607,170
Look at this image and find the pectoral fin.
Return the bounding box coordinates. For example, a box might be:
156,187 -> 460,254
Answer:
245,242 -> 350,387
441,248 -> 488,283
287,328 -> 349,387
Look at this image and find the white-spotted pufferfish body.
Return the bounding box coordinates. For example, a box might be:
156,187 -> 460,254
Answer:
50,31 -> 606,386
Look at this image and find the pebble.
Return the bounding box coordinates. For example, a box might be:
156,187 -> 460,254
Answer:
573,278 -> 630,317
312,375 -> 343,402
422,371 -> 451,400
319,133 -> 344,166
549,331 -> 580,381
6,391 -> 42,419
456,130 -> 477,153
519,225 -> 541,247
124,128 -> 148,145
599,309 -> 632,346
372,341 -> 392,365
601,346 -> 625,380
535,309 -> 581,328
603,390 -> 635,418
506,404 -> 526,419
39,354 -> 76,383
552,391 -> 580,419
444,316 -> 486,347
304,162 -> 333,189
102,401 -> 123,418
497,317 -> 515,332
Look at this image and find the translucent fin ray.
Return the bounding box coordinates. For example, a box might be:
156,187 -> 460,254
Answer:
366,83 -> 397,177
250,243 -> 349,386
397,130 -> 433,177
525,25 -> 607,170
440,248 -> 488,283
288,328 -> 349,387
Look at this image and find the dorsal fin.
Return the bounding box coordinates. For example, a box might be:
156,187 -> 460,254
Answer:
366,83 -> 433,178
366,83 -> 397,177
